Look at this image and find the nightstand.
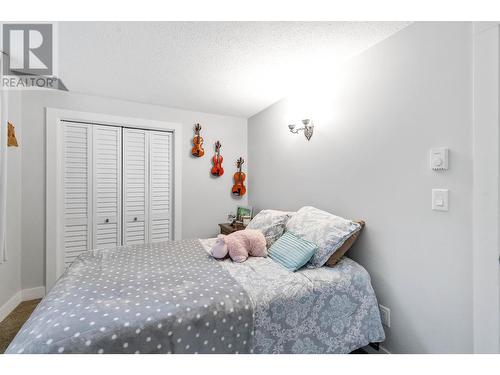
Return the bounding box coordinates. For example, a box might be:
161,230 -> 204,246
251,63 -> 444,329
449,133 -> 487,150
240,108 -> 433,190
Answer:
219,223 -> 246,235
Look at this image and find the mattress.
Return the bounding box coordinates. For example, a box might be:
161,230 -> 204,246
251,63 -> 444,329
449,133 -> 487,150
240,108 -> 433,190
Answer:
6,239 -> 384,354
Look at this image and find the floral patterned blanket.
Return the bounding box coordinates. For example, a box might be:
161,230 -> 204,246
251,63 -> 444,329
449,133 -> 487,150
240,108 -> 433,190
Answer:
201,239 -> 385,353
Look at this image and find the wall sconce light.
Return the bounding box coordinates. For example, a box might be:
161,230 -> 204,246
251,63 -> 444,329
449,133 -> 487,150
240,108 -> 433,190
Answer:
288,119 -> 314,141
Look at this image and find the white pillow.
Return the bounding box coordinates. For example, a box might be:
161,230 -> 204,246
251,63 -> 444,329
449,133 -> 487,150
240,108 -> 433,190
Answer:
285,206 -> 361,268
246,209 -> 294,248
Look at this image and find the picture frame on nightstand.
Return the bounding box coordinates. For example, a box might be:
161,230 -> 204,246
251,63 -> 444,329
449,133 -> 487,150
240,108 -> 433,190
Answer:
236,206 -> 252,222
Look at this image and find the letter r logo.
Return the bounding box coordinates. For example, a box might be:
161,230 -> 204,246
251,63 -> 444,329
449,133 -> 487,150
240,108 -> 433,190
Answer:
3,24 -> 53,75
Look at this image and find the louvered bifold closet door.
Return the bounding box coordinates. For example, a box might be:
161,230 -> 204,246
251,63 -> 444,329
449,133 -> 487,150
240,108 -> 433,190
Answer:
123,128 -> 149,245
93,125 -> 122,248
63,123 -> 92,267
149,131 -> 172,242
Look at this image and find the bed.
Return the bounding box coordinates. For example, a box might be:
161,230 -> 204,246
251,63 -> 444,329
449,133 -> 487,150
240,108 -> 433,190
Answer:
6,238 -> 385,354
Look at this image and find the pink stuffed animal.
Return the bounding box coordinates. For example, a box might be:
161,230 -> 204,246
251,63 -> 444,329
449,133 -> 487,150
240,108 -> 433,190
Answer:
211,229 -> 267,263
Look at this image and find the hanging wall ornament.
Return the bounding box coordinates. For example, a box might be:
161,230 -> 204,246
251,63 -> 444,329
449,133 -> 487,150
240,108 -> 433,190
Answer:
210,141 -> 224,176
231,157 -> 246,197
191,123 -> 204,157
7,122 -> 18,147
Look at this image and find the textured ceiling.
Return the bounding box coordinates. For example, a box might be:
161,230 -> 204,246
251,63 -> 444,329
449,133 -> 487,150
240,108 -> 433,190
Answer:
58,22 -> 410,118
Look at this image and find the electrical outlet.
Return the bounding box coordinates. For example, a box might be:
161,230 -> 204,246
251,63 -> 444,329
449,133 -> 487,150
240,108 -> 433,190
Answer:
379,304 -> 391,327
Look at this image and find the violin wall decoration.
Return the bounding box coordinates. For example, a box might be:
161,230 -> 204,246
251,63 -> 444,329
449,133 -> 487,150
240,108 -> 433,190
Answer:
231,157 -> 246,197
210,141 -> 224,177
191,123 -> 204,157
7,122 -> 18,147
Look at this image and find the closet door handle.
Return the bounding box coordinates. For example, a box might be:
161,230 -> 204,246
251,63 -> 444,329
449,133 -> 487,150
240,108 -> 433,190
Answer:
105,218 -> 109,223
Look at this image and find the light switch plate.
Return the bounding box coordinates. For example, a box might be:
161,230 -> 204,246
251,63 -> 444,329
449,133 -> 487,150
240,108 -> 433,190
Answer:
430,148 -> 449,170
432,189 -> 449,211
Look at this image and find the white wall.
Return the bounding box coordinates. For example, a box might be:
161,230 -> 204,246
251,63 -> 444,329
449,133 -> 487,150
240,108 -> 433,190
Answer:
20,90 -> 247,290
248,22 -> 473,353
472,22 -> 500,353
0,91 -> 22,312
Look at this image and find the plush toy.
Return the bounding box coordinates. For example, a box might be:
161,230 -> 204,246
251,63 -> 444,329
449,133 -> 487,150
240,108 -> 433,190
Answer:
210,229 -> 267,262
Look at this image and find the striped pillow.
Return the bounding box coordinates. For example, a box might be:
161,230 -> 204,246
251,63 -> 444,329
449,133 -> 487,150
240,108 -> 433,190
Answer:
268,231 -> 317,272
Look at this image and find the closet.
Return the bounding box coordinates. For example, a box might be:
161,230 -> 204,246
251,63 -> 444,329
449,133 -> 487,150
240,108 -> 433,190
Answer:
63,122 -> 172,267
122,128 -> 172,245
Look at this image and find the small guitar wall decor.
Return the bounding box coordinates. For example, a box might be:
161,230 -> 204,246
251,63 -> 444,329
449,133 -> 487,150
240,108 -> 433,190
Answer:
191,123 -> 204,157
210,141 -> 224,177
7,122 -> 18,147
231,157 -> 246,197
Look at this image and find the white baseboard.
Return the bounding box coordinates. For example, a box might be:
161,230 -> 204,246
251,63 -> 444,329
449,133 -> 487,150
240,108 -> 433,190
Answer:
0,286 -> 46,323
21,286 -> 46,301
0,291 -> 22,323
363,344 -> 391,354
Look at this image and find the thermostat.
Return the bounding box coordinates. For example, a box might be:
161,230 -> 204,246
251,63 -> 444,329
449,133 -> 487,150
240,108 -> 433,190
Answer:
430,148 -> 449,170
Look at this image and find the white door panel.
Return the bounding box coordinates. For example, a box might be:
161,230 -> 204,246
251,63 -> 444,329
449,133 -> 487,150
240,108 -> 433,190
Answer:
63,123 -> 92,267
122,128 -> 172,244
92,125 -> 122,248
123,128 -> 149,245
149,131 -> 172,242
